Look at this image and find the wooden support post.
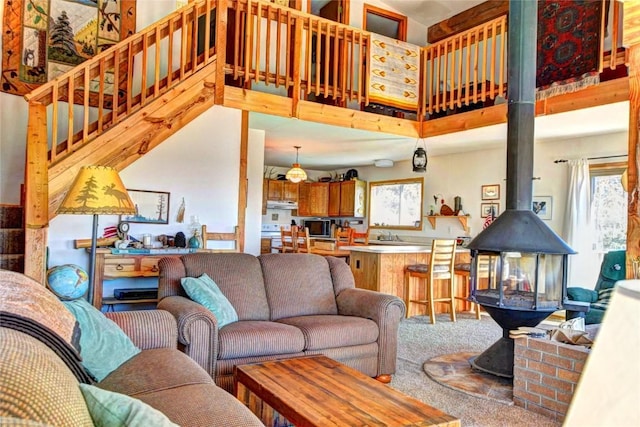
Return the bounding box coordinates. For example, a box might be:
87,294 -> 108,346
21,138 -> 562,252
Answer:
624,1 -> 640,277
238,110 -> 249,253
215,0 -> 228,104
24,102 -> 49,284
627,45 -> 640,276
291,17 -> 303,118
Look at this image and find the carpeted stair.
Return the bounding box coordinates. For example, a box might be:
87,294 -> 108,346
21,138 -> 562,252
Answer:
0,205 -> 25,273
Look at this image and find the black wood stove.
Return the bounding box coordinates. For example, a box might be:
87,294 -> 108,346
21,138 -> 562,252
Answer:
466,1 -> 575,378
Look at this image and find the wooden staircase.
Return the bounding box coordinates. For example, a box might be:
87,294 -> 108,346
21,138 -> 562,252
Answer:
0,205 -> 25,273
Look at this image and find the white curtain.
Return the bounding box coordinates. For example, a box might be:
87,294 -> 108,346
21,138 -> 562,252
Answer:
563,159 -> 601,288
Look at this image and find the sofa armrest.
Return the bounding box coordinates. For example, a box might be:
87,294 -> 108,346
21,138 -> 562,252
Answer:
157,295 -> 219,378
336,288 -> 406,376
567,287 -> 598,303
105,309 -> 177,350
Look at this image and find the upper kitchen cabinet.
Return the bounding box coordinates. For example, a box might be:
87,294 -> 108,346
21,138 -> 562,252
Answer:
328,182 -> 342,217
339,180 -> 367,217
266,180 -> 298,202
298,182 -> 329,217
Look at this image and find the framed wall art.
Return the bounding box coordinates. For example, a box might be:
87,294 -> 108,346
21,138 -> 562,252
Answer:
481,203 -> 500,218
1,0 -> 136,97
533,196 -> 552,220
120,189 -> 170,224
481,184 -> 500,200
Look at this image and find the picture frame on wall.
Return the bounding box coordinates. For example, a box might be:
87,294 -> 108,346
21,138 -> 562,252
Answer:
533,196 -> 552,220
120,189 -> 170,224
481,184 -> 500,200
481,203 -> 500,218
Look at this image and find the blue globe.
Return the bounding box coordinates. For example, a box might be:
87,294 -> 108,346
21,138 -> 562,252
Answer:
47,264 -> 89,300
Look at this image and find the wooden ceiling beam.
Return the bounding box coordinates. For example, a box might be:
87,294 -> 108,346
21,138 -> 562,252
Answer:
427,1 -> 508,44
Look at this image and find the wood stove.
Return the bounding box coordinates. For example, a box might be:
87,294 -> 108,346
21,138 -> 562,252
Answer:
466,1 -> 576,378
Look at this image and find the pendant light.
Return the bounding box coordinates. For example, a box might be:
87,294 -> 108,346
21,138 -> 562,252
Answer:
285,145 -> 307,183
412,138 -> 427,173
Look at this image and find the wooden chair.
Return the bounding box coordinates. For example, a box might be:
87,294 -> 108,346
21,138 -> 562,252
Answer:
280,226 -> 296,253
201,225 -> 240,252
295,227 -> 313,253
404,239 -> 457,324
352,229 -> 370,245
335,227 -> 354,247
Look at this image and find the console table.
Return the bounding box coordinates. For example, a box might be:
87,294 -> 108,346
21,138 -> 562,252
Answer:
91,248 -> 195,309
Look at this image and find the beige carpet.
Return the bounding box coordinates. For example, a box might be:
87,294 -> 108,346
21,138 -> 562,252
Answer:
390,312 -> 561,427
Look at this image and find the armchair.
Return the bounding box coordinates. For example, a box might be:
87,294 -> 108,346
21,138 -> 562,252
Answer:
566,250 -> 626,324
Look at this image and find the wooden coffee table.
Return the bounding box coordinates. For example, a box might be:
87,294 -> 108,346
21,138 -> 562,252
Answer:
234,355 -> 460,427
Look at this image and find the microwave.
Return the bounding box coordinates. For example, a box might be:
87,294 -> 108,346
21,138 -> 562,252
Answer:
303,219 -> 334,237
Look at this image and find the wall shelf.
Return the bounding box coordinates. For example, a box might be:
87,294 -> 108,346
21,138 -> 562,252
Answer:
425,215 -> 469,232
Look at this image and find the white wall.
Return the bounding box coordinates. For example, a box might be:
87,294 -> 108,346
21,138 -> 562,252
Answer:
356,131 -> 628,241
46,106 -> 264,298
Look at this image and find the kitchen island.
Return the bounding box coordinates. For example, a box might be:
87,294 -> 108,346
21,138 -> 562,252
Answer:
343,245 -> 471,317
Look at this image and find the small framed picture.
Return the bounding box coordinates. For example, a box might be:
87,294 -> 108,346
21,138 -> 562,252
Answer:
481,184 -> 500,200
120,189 -> 171,224
481,203 -> 500,218
533,196 -> 552,220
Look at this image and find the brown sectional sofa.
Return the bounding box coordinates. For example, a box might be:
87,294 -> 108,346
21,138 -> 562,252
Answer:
0,269 -> 262,426
157,252 -> 406,392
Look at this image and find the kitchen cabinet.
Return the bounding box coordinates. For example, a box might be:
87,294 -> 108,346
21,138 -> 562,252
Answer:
298,182 -> 329,217
266,180 -> 298,202
339,179 -> 366,217
328,182 -> 341,217
262,179 -> 298,213
260,238 -> 272,254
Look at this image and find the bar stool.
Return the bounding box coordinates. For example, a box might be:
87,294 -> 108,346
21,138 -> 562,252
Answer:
454,263 -> 481,320
404,239 -> 457,324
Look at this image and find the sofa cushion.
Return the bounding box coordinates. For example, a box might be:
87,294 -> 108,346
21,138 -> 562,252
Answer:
79,384 -> 177,427
0,329 -> 94,426
62,299 -> 141,382
217,320 -> 305,359
181,273 -> 238,328
259,254 -> 338,320
97,348 -> 213,396
181,253 -> 270,321
277,315 -> 379,350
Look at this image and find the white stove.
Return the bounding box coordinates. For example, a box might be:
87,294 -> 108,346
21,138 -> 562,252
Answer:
260,224 -> 290,237
261,224 -> 291,253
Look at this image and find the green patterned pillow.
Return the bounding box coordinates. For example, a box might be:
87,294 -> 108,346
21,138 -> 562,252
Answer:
592,287 -> 616,310
80,384 -> 178,426
181,273 -> 238,328
62,299 -> 140,381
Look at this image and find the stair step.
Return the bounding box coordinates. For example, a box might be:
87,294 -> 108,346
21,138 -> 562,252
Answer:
0,205 -> 24,228
0,255 -> 24,273
0,229 -> 25,254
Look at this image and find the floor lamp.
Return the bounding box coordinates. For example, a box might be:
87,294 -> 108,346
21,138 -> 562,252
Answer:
57,166 -> 135,306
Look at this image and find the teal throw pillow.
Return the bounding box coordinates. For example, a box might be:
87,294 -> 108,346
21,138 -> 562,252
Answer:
62,299 -> 141,381
80,384 -> 178,427
566,287 -> 598,303
181,273 -> 238,328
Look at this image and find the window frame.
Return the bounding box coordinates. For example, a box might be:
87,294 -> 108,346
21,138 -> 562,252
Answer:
368,177 -> 424,230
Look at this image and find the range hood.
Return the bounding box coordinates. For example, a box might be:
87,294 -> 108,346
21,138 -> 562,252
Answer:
266,200 -> 298,210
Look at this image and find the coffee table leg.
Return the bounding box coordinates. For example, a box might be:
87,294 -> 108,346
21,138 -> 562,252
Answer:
236,382 -> 293,427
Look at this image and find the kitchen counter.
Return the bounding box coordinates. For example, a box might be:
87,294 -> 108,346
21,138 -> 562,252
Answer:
344,245 -> 469,253
347,245 -> 471,317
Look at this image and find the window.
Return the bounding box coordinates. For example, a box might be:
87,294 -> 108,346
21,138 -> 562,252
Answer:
368,178 -> 423,229
590,163 -> 627,252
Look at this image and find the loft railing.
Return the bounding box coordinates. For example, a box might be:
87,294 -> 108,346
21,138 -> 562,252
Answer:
422,15 -> 507,117
24,0 -> 219,165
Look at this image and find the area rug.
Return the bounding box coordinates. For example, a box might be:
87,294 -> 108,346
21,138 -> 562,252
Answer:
536,0 -> 604,100
423,351 -> 513,405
